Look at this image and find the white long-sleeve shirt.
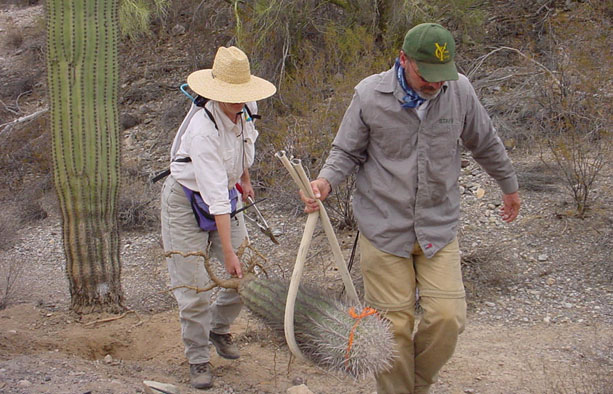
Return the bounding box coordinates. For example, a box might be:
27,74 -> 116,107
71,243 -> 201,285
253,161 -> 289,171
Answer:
170,100 -> 259,215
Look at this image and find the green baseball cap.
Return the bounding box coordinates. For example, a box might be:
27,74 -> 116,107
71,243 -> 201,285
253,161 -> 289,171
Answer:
402,23 -> 458,82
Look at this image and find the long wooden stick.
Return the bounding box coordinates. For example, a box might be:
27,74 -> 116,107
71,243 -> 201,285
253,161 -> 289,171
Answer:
290,158 -> 358,302
275,150 -> 359,360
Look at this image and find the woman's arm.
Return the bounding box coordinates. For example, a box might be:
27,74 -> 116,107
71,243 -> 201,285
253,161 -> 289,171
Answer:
214,213 -> 243,278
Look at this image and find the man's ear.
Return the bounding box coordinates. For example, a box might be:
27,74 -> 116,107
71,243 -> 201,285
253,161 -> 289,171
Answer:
399,51 -> 408,68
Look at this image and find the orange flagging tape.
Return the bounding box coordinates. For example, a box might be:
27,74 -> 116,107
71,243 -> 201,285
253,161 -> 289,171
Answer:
344,306 -> 378,366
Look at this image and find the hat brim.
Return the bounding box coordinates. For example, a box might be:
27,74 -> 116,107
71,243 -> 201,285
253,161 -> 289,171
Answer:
415,61 -> 459,83
187,70 -> 277,103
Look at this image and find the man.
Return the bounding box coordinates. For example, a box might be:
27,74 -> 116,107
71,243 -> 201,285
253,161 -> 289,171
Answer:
301,23 -> 520,393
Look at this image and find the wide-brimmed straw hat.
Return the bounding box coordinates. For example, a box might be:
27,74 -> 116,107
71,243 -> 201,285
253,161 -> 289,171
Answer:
187,46 -> 276,103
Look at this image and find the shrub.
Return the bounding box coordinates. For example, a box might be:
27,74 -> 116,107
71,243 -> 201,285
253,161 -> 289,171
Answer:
118,163 -> 159,231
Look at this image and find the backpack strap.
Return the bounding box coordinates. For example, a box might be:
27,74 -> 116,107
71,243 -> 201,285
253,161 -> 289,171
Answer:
243,103 -> 261,121
194,95 -> 218,130
151,156 -> 191,183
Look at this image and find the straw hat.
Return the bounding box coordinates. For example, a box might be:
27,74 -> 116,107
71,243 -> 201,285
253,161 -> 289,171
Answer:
187,46 -> 276,103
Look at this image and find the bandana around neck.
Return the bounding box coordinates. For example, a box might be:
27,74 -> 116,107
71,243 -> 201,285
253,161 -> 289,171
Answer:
395,58 -> 426,108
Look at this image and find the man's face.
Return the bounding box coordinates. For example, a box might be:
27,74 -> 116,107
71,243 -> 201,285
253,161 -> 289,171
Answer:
399,51 -> 444,100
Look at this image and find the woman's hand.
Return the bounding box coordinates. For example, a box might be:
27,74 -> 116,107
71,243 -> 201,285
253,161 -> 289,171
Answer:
239,180 -> 255,202
224,250 -> 243,278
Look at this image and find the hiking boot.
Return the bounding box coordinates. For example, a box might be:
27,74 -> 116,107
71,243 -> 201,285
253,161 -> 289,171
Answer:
190,362 -> 213,389
209,332 -> 240,360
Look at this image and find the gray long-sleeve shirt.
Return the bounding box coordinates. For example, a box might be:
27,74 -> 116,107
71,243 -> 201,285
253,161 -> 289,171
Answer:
319,67 -> 518,258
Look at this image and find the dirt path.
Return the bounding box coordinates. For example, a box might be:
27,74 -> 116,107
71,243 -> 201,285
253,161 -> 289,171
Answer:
1,301 -> 609,394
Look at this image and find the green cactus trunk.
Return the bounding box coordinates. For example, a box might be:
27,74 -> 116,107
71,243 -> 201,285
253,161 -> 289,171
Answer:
239,278 -> 395,379
46,0 -> 123,313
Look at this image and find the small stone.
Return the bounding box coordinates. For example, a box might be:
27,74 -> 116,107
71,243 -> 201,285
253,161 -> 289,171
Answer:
171,24 -> 186,36
464,389 -> 475,393
484,301 -> 495,307
143,380 -> 180,394
563,302 -> 573,308
18,380 -> 32,387
8,330 -> 17,334
287,384 -> 314,394
543,316 -> 551,323
292,377 -> 307,386
104,354 -> 113,364
546,278 -> 555,285
538,254 -> 548,262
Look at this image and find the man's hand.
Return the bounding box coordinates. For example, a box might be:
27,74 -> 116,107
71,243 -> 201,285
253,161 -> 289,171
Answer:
500,191 -> 520,223
299,178 -> 331,213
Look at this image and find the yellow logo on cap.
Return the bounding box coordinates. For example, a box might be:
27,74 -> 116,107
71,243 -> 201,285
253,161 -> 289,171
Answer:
434,42 -> 449,62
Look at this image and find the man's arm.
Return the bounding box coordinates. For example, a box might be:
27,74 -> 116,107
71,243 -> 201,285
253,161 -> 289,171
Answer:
458,76 -> 521,221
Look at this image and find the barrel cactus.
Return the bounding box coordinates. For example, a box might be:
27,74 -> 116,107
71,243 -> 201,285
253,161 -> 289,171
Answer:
240,277 -> 396,379
167,248 -> 396,379
46,0 -> 123,313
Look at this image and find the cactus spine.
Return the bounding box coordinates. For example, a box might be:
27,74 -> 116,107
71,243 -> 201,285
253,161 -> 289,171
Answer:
239,278 -> 395,379
46,0 -> 123,313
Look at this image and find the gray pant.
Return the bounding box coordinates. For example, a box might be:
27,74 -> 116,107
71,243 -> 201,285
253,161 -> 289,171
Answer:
161,176 -> 246,364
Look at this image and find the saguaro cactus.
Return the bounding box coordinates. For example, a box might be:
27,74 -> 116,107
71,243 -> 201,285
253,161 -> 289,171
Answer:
46,0 -> 124,313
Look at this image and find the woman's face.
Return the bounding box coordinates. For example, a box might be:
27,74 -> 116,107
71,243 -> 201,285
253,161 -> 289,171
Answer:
219,102 -> 245,122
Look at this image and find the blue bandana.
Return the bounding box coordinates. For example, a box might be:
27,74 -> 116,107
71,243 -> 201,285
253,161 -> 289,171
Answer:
395,58 -> 426,108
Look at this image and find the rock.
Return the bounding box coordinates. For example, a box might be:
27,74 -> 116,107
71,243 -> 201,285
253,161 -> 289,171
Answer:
538,254 -> 548,262
475,187 -> 485,199
104,354 -> 113,364
18,380 -> 32,387
546,277 -> 555,285
121,113 -> 140,130
143,380 -> 180,394
503,138 -> 516,150
287,384 -> 313,394
171,24 -> 186,36
543,316 -> 551,323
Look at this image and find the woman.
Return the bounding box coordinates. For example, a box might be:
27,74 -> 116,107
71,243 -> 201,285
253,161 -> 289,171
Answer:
160,46 -> 276,389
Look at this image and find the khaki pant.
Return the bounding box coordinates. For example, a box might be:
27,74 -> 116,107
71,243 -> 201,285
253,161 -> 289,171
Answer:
161,176 -> 246,364
359,235 -> 466,394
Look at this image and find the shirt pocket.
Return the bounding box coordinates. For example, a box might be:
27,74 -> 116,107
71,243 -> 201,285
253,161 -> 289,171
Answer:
421,122 -> 462,178
370,126 -> 415,160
